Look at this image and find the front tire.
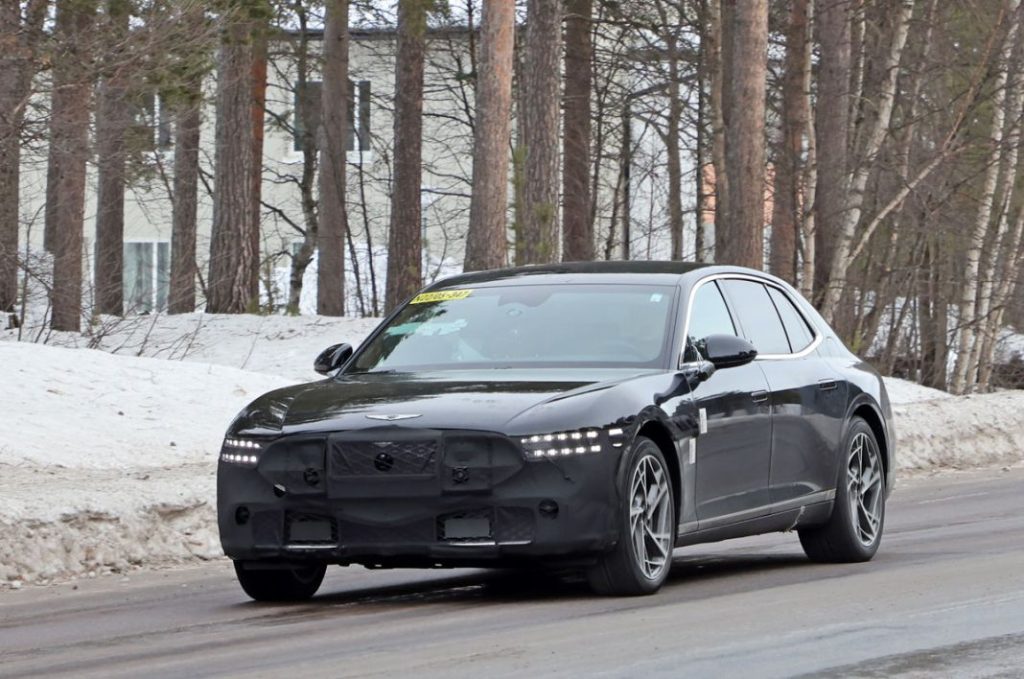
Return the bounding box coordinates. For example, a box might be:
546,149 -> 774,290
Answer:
588,436 -> 675,596
799,418 -> 886,563
233,561 -> 327,602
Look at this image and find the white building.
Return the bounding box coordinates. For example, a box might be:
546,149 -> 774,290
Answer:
17,25 -> 704,317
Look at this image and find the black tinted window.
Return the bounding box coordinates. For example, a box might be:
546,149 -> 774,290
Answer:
685,281 -> 736,362
720,279 -> 791,355
768,286 -> 814,352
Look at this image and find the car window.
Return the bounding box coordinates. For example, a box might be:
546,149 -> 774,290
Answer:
688,281 -> 737,340
767,285 -> 815,352
720,279 -> 791,355
349,284 -> 676,372
684,281 -> 737,362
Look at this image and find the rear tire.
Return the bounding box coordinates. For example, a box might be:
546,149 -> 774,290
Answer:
799,418 -> 886,563
588,436 -> 675,596
233,561 -> 326,602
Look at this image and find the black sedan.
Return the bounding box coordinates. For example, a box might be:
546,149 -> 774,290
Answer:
218,262 -> 894,599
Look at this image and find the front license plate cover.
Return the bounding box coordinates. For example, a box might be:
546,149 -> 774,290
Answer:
443,517 -> 491,539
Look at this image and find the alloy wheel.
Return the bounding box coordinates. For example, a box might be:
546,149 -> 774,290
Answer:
847,432 -> 884,547
629,454 -> 673,580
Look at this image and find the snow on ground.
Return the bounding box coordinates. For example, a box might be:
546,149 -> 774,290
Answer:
0,314 -> 1020,589
0,342 -> 294,471
3,312 -> 381,382
895,392 -> 1024,471
0,341 -> 295,585
882,377 -> 951,404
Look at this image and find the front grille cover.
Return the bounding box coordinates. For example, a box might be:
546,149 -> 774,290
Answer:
494,507 -> 535,543
329,439 -> 438,477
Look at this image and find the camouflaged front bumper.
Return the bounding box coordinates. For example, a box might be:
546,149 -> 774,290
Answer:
217,428 -> 621,567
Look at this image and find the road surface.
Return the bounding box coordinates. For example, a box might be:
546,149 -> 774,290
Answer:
2,467 -> 1023,678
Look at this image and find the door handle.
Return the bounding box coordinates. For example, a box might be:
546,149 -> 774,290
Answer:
818,379 -> 838,391
751,390 -> 769,403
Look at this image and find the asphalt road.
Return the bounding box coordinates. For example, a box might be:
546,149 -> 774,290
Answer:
2,467 -> 1023,679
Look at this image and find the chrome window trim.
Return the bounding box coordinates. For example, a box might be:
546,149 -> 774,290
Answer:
678,272 -> 823,368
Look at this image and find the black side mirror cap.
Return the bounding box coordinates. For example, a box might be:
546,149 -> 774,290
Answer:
701,334 -> 758,370
314,343 -> 354,375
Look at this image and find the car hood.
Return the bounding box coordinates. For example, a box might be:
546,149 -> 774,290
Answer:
233,368 -> 660,436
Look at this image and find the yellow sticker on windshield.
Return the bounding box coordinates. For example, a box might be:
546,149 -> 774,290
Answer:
410,289 -> 473,304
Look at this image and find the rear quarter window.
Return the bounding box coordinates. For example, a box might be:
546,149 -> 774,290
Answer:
767,286 -> 816,352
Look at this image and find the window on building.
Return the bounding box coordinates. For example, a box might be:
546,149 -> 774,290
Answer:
135,92 -> 173,151
353,79 -> 372,151
123,241 -> 169,313
293,79 -> 372,153
293,80 -> 322,152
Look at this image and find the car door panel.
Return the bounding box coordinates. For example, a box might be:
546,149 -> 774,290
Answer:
684,279 -> 774,525
692,364 -> 774,522
758,358 -> 846,504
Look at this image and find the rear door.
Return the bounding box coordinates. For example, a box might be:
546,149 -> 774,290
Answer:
760,285 -> 846,504
719,279 -> 846,507
686,280 -> 773,523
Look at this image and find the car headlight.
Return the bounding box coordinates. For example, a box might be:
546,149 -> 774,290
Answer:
220,437 -> 269,466
518,427 -> 626,459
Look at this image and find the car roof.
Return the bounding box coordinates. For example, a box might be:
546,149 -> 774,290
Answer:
427,261 -> 776,290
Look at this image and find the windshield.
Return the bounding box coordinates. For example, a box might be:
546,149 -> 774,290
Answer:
349,284 -> 677,373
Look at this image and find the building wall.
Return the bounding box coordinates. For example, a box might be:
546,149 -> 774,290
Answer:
18,30 -> 481,316
16,28 -> 706,317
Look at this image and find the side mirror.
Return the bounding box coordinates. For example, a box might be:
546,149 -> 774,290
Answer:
700,334 -> 757,370
314,343 -> 354,375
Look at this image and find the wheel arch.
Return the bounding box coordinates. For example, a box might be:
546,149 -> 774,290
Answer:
635,419 -> 682,522
848,399 -> 891,490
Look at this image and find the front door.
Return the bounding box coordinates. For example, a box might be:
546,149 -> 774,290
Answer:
685,280 -> 774,523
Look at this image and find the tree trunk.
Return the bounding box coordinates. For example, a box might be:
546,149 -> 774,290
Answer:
951,3 -> 1020,392
980,203 -> 1024,388
208,5 -> 261,314
812,0 -> 851,301
464,0 -> 514,271
818,0 -> 914,323
708,0 -> 728,257
318,0 -> 349,315
664,29 -> 684,261
770,0 -> 809,284
0,1 -> 19,313
249,31 -> 267,306
518,0 -> 562,264
798,0 -> 817,297
93,0 -> 131,316
966,9 -> 1024,389
719,0 -> 768,268
50,0 -> 96,332
695,0 -> 711,263
169,76 -> 202,314
43,140 -> 59,253
0,0 -> 45,314
561,0 -> 593,262
384,0 -> 427,312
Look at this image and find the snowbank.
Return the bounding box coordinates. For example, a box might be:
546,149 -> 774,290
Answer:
0,342 -> 294,470
882,377 -> 951,405
894,392 -> 1024,470
0,319 -> 1020,589
0,342 -> 293,585
3,312 -> 379,382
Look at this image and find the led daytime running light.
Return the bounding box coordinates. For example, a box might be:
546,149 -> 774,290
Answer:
221,437 -> 266,466
519,429 -> 607,459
